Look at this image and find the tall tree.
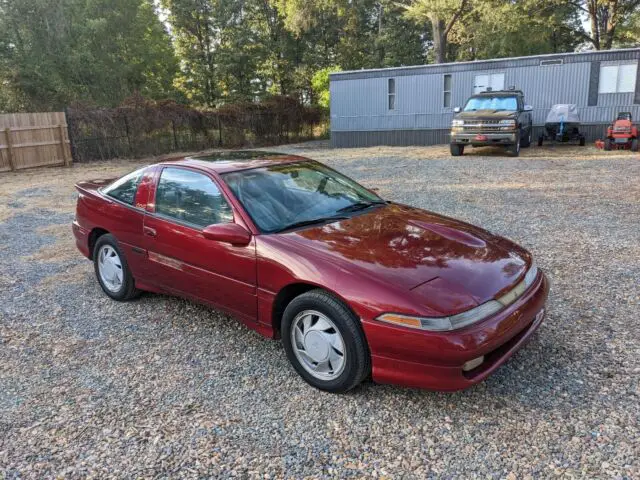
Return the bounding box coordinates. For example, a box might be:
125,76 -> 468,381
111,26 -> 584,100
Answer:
161,0 -> 218,106
451,0 -> 584,60
0,0 -> 178,111
401,0 -> 471,63
571,0 -> 640,49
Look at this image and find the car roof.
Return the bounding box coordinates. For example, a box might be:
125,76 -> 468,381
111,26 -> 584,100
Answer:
158,150 -> 312,174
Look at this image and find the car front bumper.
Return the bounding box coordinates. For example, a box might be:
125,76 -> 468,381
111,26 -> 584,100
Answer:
361,272 -> 549,391
451,131 -> 517,145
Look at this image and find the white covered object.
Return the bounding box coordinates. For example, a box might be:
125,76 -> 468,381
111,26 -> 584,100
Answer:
545,104 -> 580,124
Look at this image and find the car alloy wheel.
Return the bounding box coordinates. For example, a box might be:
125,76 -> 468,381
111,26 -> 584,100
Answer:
97,244 -> 123,293
290,310 -> 346,380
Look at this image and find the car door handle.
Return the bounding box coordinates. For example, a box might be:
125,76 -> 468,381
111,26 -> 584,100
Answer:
143,226 -> 157,237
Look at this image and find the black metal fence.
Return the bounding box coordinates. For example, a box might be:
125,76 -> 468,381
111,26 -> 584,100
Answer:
67,96 -> 326,162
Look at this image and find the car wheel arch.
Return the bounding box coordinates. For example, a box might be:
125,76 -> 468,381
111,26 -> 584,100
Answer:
272,283 -> 360,338
88,227 -> 110,260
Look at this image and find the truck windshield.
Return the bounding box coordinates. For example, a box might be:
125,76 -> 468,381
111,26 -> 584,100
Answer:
464,96 -> 518,112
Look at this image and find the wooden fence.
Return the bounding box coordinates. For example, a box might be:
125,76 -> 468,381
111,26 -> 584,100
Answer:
0,112 -> 72,172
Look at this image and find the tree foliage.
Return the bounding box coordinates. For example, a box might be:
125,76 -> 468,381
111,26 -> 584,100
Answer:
0,0 -> 178,111
0,0 -> 637,113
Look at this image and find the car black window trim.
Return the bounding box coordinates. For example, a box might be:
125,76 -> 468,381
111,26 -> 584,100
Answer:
153,166 -> 235,229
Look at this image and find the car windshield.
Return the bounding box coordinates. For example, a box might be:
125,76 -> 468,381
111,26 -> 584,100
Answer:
464,96 -> 518,112
222,161 -> 384,233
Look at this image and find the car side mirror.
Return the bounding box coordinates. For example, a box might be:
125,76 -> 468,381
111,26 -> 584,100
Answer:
202,223 -> 251,246
524,105 -> 533,112
453,107 -> 461,113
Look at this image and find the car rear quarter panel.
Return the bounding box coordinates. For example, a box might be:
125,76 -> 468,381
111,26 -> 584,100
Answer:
73,181 -> 147,277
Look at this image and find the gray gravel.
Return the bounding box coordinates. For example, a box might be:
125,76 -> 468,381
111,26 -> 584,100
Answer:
1,143 -> 639,478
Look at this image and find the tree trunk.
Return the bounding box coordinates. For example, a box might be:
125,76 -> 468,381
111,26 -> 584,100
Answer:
602,3 -> 616,50
376,1 -> 385,65
431,17 -> 446,63
587,0 -> 601,49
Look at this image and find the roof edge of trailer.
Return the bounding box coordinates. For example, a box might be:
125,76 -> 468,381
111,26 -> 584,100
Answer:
330,47 -> 640,80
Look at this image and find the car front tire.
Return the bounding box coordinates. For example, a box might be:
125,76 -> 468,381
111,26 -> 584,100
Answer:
281,290 -> 371,393
93,234 -> 140,301
521,128 -> 532,148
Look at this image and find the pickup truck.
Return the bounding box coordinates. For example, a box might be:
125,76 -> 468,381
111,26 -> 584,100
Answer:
450,89 -> 533,157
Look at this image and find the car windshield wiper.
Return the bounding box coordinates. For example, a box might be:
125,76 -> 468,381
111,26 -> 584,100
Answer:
274,215 -> 350,233
336,200 -> 386,214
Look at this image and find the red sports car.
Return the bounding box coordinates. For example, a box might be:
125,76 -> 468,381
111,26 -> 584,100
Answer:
73,152 -> 549,393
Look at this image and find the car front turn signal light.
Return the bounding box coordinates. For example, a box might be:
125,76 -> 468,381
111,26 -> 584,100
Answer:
376,300 -> 503,332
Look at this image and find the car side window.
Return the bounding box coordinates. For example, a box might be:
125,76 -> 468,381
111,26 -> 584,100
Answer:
155,167 -> 233,228
103,167 -> 146,206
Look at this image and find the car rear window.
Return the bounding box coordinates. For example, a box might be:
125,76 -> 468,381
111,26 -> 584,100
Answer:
102,167 -> 146,205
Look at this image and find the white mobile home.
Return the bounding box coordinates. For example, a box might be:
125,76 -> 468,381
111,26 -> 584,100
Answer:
329,48 -> 640,147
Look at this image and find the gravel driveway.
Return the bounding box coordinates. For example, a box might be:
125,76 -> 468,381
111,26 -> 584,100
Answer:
1,143 -> 638,478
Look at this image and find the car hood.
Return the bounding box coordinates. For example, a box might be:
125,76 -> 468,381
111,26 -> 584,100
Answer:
456,110 -> 518,120
278,204 -> 530,314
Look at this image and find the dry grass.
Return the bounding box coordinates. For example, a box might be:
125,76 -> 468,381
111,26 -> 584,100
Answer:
271,142 -> 639,170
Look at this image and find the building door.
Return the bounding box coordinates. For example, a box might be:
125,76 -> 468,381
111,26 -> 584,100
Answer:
474,73 -> 505,94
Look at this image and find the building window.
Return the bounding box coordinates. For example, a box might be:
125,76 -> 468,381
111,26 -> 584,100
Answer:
443,74 -> 452,107
388,78 -> 395,110
599,63 -> 638,93
474,73 -> 505,94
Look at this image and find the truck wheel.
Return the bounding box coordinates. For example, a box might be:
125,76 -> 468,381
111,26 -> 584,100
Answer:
450,144 -> 464,156
521,128 -> 532,148
579,136 -> 586,146
604,138 -> 612,151
507,134 -> 521,157
537,136 -> 544,147
632,139 -> 639,152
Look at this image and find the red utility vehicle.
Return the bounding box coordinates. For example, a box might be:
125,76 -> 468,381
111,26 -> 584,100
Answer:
73,152 -> 549,393
604,112 -> 638,151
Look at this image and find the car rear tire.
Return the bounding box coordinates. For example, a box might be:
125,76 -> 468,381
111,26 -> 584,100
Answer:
631,139 -> 638,152
507,134 -> 521,157
93,234 -> 140,301
450,144 -> 464,156
579,136 -> 586,146
537,136 -> 544,147
281,290 -> 370,393
521,128 -> 532,148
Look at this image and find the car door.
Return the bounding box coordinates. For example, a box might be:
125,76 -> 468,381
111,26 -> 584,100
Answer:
142,166 -> 258,321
